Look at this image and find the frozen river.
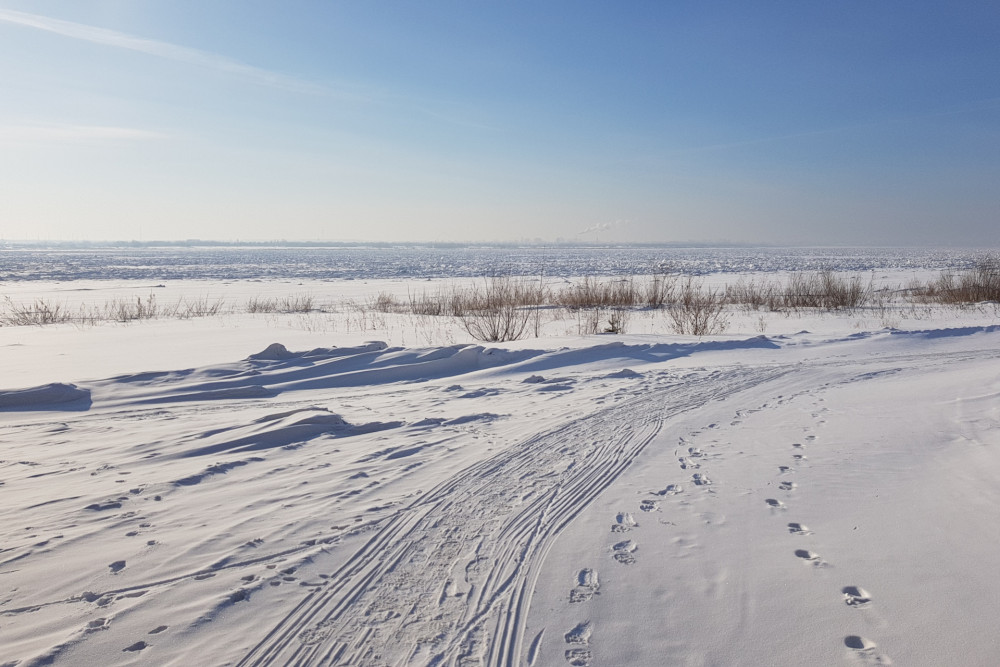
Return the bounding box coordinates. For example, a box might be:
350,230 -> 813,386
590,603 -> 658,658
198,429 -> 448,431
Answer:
0,244 -> 991,282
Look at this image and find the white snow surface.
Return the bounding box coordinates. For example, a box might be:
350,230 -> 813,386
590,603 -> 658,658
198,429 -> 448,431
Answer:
2,277 -> 1000,666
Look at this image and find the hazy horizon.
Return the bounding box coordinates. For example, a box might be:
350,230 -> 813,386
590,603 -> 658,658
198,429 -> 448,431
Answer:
2,2 -> 998,247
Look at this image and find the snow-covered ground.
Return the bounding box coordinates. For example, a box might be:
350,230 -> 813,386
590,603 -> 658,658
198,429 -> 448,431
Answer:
2,273 -> 1000,666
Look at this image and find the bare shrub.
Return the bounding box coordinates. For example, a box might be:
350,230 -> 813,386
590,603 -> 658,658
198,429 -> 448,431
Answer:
454,274 -> 535,342
667,278 -> 729,335
245,295 -> 311,314
104,294 -> 161,322
409,288 -> 447,316
371,292 -> 399,313
726,278 -> 782,312
782,271 -> 872,311
912,258 -> 1000,304
644,273 -> 676,309
285,295 -> 314,313
604,307 -> 631,334
557,276 -> 639,310
1,297 -> 72,326
180,296 -> 228,318
246,296 -> 278,313
577,308 -> 602,335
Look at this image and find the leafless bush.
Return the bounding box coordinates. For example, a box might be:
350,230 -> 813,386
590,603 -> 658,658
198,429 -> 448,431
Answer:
245,295 -> 312,314
911,258 -> 1000,304
557,276 -> 640,310
104,294 -> 162,322
604,307 -> 631,334
644,273 -> 676,309
726,278 -> 782,312
454,274 -> 536,342
246,296 -> 277,313
667,277 -> 729,335
1,297 -> 73,326
179,296 -> 228,318
408,289 -> 447,316
370,292 -> 400,313
781,271 -> 873,311
577,308 -> 603,335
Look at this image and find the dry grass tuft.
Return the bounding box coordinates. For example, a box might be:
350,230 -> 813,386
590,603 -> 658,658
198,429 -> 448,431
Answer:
245,295 -> 313,314
911,258 -> 1000,305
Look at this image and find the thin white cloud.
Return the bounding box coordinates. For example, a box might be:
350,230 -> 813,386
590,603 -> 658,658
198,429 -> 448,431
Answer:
0,8 -> 332,95
0,123 -> 165,144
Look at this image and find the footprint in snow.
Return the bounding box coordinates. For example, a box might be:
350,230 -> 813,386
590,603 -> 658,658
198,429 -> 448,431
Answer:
564,621 -> 592,645
611,512 -> 637,533
654,484 -> 683,496
109,560 -> 126,574
569,568 -> 600,603
787,522 -> 811,535
795,549 -> 829,567
639,499 -> 659,512
86,618 -> 108,633
612,539 -> 637,565
778,465 -> 791,474
678,457 -> 700,470
564,648 -> 592,667
844,636 -> 892,665
765,498 -> 785,510
123,641 -> 148,652
692,473 -> 711,486
792,454 -> 807,462
779,481 -> 796,491
843,586 -> 873,608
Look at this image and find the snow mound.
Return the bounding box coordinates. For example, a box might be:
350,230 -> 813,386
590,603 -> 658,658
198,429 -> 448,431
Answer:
0,382 -> 90,409
605,368 -> 641,379
247,343 -> 294,360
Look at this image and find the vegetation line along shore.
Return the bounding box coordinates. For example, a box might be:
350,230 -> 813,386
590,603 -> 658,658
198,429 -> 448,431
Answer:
2,260 -> 999,341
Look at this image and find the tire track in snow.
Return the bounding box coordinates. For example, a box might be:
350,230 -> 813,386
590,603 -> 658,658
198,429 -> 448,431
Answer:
238,366 -> 786,667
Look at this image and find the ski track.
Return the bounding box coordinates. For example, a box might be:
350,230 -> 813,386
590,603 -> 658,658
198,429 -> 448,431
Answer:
237,366 -> 785,667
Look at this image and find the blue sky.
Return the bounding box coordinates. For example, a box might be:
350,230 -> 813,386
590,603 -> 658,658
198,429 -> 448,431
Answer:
1,1 -> 997,245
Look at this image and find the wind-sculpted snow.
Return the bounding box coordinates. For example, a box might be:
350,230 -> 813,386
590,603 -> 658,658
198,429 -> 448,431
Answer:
0,382 -> 91,409
0,338 -> 777,412
4,327 -> 1000,666
0,245 -> 987,281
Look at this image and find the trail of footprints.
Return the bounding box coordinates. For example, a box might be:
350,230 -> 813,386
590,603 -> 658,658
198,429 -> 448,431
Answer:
564,569 -> 599,665
769,437 -> 892,665
561,442 -> 711,664
561,422 -> 891,664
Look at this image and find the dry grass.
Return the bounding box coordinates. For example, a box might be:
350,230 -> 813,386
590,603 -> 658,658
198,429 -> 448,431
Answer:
0,297 -> 74,326
726,272 -> 874,313
557,276 -> 640,310
911,258 -> 1000,305
784,271 -> 873,311
245,295 -> 314,314
3,265 -> 994,339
